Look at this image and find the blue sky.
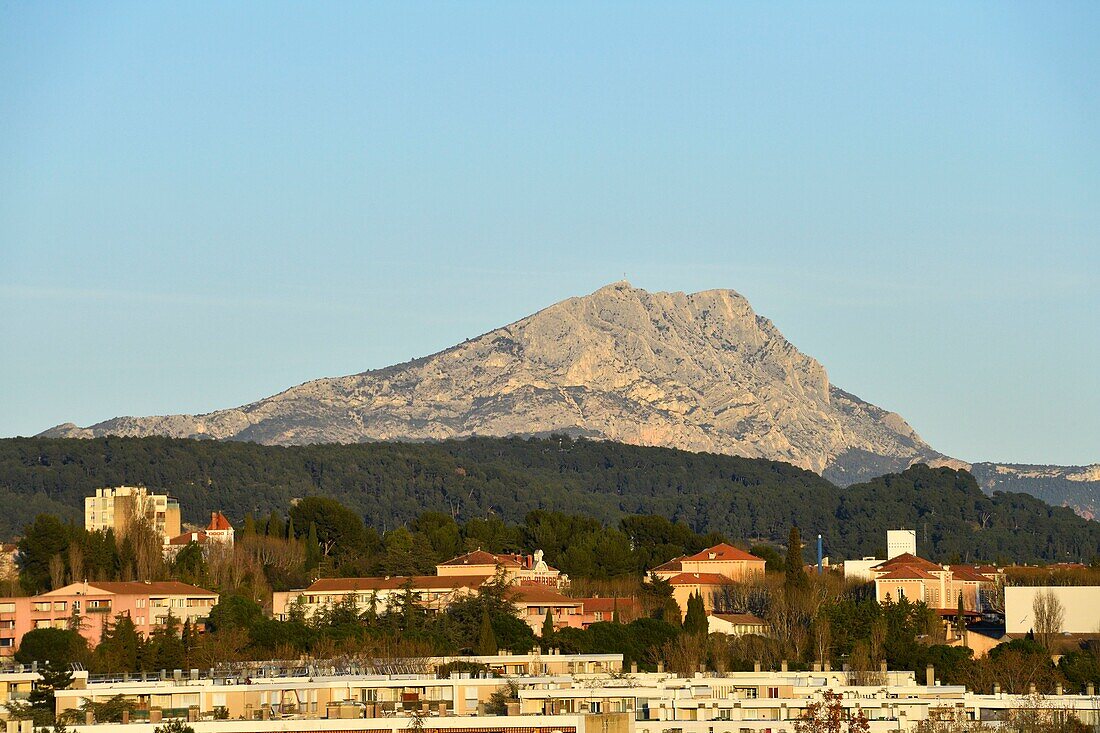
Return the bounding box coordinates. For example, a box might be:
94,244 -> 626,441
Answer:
1,2 -> 1097,465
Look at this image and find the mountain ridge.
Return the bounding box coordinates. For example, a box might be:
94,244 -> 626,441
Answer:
40,282 -> 945,482
39,282 -> 1098,509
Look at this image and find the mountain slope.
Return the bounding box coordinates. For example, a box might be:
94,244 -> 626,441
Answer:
40,282 -> 942,481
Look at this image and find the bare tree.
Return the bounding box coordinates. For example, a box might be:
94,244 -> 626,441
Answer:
1032,590 -> 1065,652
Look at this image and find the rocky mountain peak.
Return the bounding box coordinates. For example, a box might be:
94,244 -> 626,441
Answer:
39,283 -> 941,482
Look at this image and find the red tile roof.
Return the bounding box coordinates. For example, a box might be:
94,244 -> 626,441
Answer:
877,567 -> 939,581
684,543 -> 764,563
651,556 -> 685,573
667,572 -> 730,585
306,575 -> 490,592
167,530 -> 207,546
949,565 -> 995,583
206,512 -> 233,531
873,553 -> 943,572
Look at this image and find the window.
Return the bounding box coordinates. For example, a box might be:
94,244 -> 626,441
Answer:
0,638 -> 12,648
0,620 -> 14,629
53,602 -> 67,611
0,602 -> 14,613
897,587 -> 905,599
767,687 -> 780,699
33,602 -> 51,612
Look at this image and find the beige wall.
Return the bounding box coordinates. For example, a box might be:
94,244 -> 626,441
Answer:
1005,586 -> 1100,634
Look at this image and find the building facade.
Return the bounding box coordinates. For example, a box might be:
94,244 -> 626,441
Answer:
85,487 -> 181,540
0,580 -> 217,658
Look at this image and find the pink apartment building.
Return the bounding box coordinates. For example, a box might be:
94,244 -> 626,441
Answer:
0,580 -> 218,657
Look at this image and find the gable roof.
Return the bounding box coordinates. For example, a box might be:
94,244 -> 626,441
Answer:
439,550 -> 522,568
683,543 -> 763,563
650,556 -> 685,573
167,530 -> 207,546
873,553 -> 943,572
667,572 -> 730,586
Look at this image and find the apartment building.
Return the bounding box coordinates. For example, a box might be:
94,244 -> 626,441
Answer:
0,580 -> 218,658
870,554 -> 996,612
45,656 -> 1100,733
85,487 -> 181,540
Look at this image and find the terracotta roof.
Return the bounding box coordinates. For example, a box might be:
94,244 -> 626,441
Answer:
505,584 -> 582,606
711,613 -> 768,625
667,572 -> 730,585
873,553 -> 943,572
877,567 -> 939,581
167,531 -> 207,546
683,543 -> 764,563
206,512 -> 233,531
651,556 -> 685,573
306,575 -> 490,592
439,550 -> 522,568
949,565 -> 995,583
45,580 -> 216,597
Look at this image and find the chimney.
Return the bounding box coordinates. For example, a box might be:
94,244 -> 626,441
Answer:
925,664 -> 935,686
754,660 -> 761,673
1087,682 -> 1095,696
781,660 -> 788,672
1056,684 -> 1064,696
879,660 -> 888,674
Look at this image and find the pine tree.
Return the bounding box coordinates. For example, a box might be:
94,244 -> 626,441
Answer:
476,607 -> 498,655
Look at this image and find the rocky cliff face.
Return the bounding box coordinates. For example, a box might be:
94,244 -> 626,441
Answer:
40,283 -> 944,482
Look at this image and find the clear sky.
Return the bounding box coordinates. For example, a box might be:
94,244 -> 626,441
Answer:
1,2 -> 1097,465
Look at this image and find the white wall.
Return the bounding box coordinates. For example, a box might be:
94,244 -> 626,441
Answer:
886,530 -> 916,559
1004,586 -> 1100,634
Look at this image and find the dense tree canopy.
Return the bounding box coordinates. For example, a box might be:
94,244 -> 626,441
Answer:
2,436 -> 1099,563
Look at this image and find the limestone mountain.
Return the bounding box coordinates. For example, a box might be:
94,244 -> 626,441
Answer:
41,282 -> 948,483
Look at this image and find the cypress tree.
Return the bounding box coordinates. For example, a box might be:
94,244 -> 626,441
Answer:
683,591 -> 708,636
241,513 -> 256,537
785,526 -> 808,591
541,608 -> 555,641
476,607 -> 498,655
305,522 -> 322,571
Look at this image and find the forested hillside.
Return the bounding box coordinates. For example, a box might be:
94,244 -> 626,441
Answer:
0,436 -> 1096,563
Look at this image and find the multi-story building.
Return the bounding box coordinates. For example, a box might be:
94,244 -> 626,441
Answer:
272,575 -> 490,620
870,554 -> 995,612
43,654 -> 1100,733
886,529 -> 917,559
0,580 -> 218,658
85,487 -> 181,540
436,550 -> 566,588
649,544 -> 766,615
0,546 -> 17,582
